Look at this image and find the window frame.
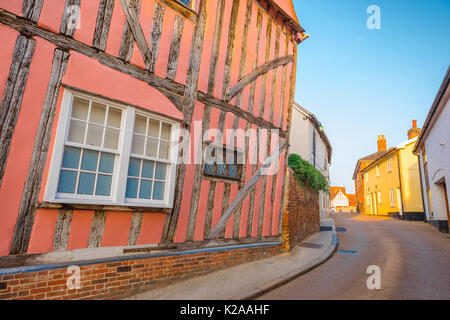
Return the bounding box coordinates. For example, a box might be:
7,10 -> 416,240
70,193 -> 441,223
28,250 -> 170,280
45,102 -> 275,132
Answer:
389,189 -> 396,207
387,158 -> 392,173
201,141 -> 244,183
377,190 -> 382,204
376,164 -> 380,177
44,88 -> 179,209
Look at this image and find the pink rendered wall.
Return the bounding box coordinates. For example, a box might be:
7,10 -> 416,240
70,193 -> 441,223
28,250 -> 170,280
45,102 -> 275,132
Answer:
0,0 -> 298,255
0,37 -> 55,256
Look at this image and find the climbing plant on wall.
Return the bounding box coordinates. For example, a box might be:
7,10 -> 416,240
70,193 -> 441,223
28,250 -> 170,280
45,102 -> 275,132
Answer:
288,153 -> 329,193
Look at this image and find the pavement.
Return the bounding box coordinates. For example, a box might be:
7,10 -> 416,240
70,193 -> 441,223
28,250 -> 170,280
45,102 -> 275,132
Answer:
258,213 -> 450,300
126,218 -> 338,300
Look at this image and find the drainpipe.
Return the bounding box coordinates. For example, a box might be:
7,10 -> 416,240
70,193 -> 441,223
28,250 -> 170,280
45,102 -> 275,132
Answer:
396,151 -> 405,220
415,152 -> 428,222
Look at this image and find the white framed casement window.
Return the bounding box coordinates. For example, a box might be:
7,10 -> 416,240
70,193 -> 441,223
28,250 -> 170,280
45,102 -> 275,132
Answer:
44,88 -> 179,208
389,189 -> 396,207
365,173 -> 368,183
377,190 -> 382,204
376,165 -> 380,177
387,158 -> 392,173
367,194 -> 370,206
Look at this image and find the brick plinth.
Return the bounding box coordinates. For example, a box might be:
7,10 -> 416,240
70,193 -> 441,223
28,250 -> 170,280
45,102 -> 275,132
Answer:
0,243 -> 282,300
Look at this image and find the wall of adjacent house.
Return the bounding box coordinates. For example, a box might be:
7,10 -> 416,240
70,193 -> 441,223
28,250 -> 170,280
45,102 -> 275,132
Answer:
289,107 -> 309,160
289,106 -> 330,217
423,97 -> 450,222
398,142 -> 425,214
363,154 -> 401,216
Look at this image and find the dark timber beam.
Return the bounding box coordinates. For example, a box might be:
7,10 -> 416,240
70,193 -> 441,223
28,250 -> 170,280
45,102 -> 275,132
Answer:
10,49 -> 70,254
119,0 -> 152,69
0,10 -> 286,135
0,36 -> 36,187
93,0 -> 116,51
227,55 -> 294,102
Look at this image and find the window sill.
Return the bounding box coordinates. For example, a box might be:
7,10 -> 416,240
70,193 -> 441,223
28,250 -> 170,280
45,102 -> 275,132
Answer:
159,0 -> 197,23
39,201 -> 172,213
203,173 -> 242,184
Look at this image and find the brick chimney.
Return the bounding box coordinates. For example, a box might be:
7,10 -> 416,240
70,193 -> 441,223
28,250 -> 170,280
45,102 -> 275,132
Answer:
407,120 -> 420,140
377,135 -> 387,152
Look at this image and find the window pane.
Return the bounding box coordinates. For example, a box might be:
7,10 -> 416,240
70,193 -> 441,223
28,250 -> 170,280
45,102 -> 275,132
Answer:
216,164 -> 227,175
153,181 -> 165,200
159,141 -> 170,160
67,120 -> 86,144
71,97 -> 89,120
81,149 -> 99,171
148,119 -> 160,138
107,108 -> 122,128
146,138 -> 158,158
86,124 -> 104,147
139,180 -> 152,199
126,178 -> 139,198
134,115 -> 147,134
142,160 -> 154,179
128,158 -> 141,177
58,170 -> 77,193
89,102 -> 106,124
229,164 -> 238,178
77,172 -> 95,195
62,146 -> 81,169
132,134 -> 145,155
96,174 -> 112,196
99,153 -> 115,173
161,123 -> 171,140
204,164 -> 214,175
155,163 -> 166,180
104,128 -> 120,150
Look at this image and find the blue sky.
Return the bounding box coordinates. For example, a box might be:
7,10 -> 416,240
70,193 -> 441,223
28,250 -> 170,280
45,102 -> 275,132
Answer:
291,0 -> 450,193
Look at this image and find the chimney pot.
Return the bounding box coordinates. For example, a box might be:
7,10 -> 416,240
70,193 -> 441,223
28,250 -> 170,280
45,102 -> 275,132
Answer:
408,120 -> 420,139
377,135 -> 387,152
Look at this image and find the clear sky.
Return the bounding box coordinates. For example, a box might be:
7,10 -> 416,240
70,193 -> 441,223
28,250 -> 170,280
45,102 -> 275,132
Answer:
291,0 -> 450,193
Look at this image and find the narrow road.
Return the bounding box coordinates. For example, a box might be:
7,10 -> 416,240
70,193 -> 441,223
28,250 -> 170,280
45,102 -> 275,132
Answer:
258,213 -> 450,300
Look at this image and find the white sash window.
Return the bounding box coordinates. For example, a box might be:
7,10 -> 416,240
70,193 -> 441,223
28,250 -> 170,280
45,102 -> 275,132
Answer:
44,89 -> 179,208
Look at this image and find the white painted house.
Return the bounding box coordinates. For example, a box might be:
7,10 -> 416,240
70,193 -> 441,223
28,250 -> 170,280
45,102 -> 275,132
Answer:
289,103 -> 332,218
414,67 -> 450,233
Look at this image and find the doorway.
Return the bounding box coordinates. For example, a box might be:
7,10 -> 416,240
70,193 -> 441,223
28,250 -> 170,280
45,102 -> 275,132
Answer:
443,182 -> 450,223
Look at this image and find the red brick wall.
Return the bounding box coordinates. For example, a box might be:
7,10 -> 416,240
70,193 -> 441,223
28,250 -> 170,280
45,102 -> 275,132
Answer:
0,243 -> 282,300
282,170 -> 320,252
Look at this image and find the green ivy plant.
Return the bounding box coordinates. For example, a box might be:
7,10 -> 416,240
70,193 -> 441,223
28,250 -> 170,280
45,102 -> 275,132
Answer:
288,153 -> 329,193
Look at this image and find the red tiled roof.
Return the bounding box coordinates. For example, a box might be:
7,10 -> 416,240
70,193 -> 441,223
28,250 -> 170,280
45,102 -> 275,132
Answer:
330,186 -> 346,200
347,194 -> 357,207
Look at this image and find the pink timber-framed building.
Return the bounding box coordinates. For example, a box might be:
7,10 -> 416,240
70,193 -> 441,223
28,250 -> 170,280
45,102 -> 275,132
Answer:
0,0 -> 304,261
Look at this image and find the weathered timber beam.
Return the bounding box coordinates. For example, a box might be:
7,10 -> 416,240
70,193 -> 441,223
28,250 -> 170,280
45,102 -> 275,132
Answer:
53,208 -> 73,251
148,2 -> 165,73
10,49 -> 70,254
118,0 -> 142,62
227,55 -> 293,102
119,0 -> 152,69
88,210 -> 107,248
0,9 -> 286,136
0,36 -> 36,187
208,139 -> 287,240
163,0 -> 208,244
22,0 -> 44,22
93,0 -> 116,51
166,15 -> 184,80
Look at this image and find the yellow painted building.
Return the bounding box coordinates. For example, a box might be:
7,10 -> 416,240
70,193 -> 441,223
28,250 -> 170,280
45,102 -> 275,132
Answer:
361,135 -> 425,220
